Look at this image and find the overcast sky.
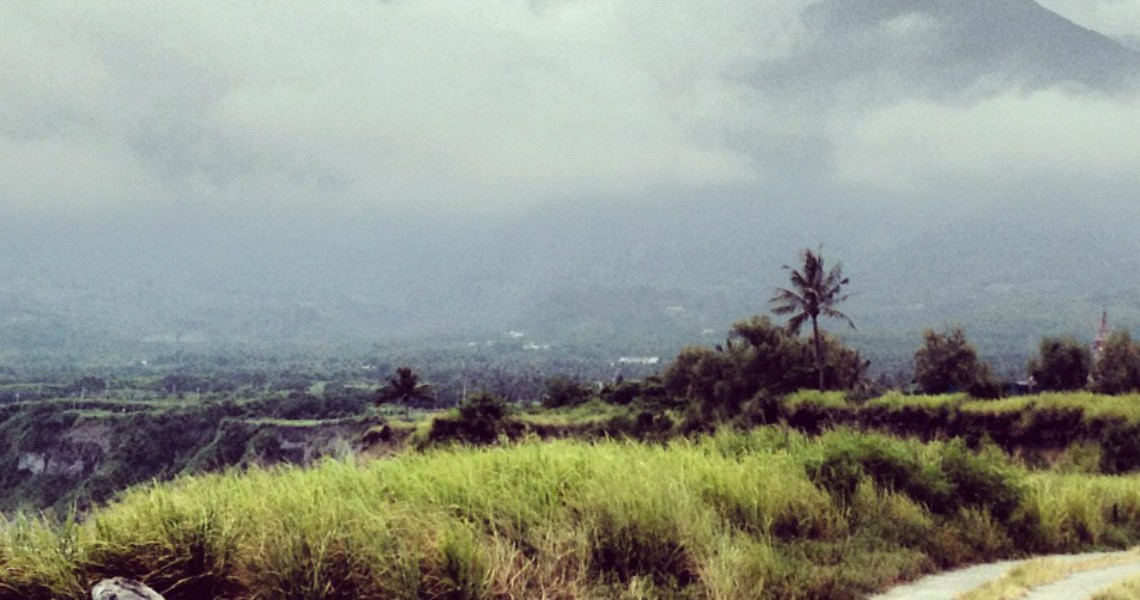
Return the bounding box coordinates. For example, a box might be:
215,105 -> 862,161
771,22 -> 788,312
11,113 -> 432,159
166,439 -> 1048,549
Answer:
2,0 -> 1139,219
1037,0 -> 1140,42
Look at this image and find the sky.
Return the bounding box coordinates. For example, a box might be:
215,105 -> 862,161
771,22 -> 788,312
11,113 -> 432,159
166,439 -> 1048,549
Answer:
1037,0 -> 1140,45
2,0 -> 1139,220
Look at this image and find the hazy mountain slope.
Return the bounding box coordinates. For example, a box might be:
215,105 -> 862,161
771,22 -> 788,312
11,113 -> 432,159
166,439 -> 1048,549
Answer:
759,0 -> 1140,101
0,0 -> 1136,372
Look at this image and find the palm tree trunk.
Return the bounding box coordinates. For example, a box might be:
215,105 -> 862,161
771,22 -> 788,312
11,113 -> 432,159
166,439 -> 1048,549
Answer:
812,316 -> 824,391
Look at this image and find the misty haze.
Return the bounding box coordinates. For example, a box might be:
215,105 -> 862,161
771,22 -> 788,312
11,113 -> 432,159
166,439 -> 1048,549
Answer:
2,0 -> 1139,378
6,3 -> 1140,600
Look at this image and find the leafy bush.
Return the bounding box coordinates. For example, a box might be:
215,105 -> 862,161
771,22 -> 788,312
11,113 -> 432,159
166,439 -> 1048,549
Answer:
1100,423 -> 1140,474
809,434 -> 1023,520
914,327 -> 998,396
457,392 -> 510,423
966,374 -> 1002,400
1030,336 -> 1091,391
428,393 -> 518,445
1092,331 -> 1140,394
599,380 -> 646,406
541,376 -> 593,409
611,410 -> 674,441
939,441 -> 1022,521
806,445 -> 866,505
808,435 -> 940,507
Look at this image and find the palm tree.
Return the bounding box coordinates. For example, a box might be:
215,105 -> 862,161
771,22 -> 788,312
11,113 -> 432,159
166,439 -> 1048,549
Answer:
771,247 -> 855,391
377,366 -> 434,416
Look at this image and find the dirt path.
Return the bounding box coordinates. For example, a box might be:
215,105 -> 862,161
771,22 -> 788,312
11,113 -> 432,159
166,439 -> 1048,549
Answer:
868,553 -> 1129,600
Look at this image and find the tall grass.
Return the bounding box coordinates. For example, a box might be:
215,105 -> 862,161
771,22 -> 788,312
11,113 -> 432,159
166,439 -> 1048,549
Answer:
863,392 -> 966,411
783,390 -> 850,410
864,392 -> 1140,425
1091,573 -> 1140,600
3,428 -> 1140,599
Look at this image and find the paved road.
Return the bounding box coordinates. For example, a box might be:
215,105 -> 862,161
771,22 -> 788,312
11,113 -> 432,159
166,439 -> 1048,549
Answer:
869,553 -> 1134,600
869,560 -> 1025,600
1021,560 -> 1140,600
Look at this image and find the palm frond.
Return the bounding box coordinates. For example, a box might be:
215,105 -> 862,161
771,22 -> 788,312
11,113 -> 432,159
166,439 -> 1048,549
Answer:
770,247 -> 852,333
821,306 -> 856,330
786,312 -> 809,335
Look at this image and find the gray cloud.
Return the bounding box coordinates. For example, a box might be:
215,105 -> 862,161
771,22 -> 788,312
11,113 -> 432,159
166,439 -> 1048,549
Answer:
1,1 -> 802,215
830,88 -> 1140,195
1,0 -> 1137,217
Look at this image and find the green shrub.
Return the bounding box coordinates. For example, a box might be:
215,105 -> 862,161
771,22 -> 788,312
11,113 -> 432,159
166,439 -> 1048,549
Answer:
1100,423 -> 1140,474
966,372 -> 1003,400
808,435 -> 942,508
541,376 -> 592,409
427,393 -> 518,445
457,393 -> 509,423
809,434 -> 1024,520
939,440 -> 1022,521
807,446 -> 865,505
1092,331 -> 1140,394
1030,336 -> 1091,391
913,327 -> 1001,398
598,378 -> 667,408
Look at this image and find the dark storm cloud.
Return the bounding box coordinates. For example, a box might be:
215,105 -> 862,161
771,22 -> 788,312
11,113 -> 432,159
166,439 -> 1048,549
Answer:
1,0 -> 1137,216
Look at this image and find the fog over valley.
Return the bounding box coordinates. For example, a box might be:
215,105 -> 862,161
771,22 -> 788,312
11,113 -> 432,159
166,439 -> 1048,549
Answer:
3,0 -> 1140,376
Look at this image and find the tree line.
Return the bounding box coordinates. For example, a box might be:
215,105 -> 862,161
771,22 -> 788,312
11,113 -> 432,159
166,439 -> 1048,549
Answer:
377,247 -> 1140,420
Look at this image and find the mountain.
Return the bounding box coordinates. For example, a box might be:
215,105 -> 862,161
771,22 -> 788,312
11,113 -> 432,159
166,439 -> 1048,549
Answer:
758,0 -> 1140,101
1,0 -> 1137,375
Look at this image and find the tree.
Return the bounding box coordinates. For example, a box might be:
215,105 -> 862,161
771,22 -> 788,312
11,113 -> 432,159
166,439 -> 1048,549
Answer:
771,247 -> 855,391
376,366 -> 434,415
457,391 -> 510,423
913,327 -> 996,396
1029,336 -> 1090,391
541,375 -> 592,408
663,315 -> 867,418
1091,331 -> 1140,394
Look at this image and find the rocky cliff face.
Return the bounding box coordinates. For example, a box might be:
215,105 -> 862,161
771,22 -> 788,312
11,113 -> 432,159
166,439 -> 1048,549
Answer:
16,421 -> 110,478
0,404 -> 383,514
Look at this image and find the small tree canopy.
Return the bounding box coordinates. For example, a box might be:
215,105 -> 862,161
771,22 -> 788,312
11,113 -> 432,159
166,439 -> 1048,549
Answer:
913,327 -> 996,396
376,366 -> 434,411
1091,331 -> 1140,394
1029,336 -> 1091,392
541,375 -> 592,409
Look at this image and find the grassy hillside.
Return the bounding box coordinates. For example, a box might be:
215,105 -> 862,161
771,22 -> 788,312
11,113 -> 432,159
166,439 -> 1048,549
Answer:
3,428 -> 1140,600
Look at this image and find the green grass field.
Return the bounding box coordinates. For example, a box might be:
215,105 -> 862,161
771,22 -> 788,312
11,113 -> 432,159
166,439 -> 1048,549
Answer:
4,427 -> 1140,600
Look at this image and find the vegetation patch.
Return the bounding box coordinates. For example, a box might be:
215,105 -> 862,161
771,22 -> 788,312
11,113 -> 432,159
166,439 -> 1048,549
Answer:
957,549 -> 1140,600
1091,572 -> 1140,600
3,430 -> 1140,599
